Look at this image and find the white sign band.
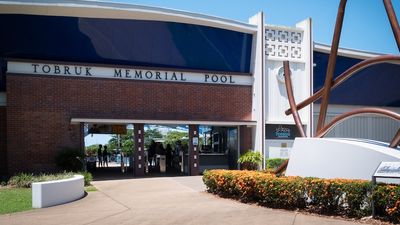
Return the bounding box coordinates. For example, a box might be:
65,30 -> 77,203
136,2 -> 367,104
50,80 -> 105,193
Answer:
7,61 -> 253,86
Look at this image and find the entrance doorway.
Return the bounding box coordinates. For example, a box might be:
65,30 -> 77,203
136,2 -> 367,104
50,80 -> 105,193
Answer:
143,124 -> 188,176
80,121 -> 241,179
84,123 -> 134,179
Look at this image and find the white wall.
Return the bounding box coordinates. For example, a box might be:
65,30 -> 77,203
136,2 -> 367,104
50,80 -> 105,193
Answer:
286,138 -> 400,180
32,175 -> 84,208
263,19 -> 313,164
249,12 -> 265,155
264,140 -> 293,159
264,19 -> 312,131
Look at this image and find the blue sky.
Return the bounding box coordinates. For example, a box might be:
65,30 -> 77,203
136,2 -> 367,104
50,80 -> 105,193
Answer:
110,0 -> 400,54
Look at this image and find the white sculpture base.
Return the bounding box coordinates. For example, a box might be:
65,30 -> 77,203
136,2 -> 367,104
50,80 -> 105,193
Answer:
286,138 -> 400,180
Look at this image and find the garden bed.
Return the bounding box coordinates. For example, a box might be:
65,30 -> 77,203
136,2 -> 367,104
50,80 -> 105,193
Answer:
203,170 -> 400,223
32,174 -> 84,208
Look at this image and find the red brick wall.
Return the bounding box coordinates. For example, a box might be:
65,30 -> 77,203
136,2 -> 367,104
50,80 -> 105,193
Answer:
7,74 -> 252,173
0,106 -> 7,175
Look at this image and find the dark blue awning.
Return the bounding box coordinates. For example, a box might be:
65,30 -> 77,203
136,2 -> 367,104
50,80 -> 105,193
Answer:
313,51 -> 400,107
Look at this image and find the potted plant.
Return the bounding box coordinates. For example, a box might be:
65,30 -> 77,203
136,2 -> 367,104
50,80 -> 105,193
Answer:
237,150 -> 263,170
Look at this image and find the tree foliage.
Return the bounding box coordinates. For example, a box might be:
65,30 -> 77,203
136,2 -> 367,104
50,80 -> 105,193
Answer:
85,144 -> 98,156
108,129 -> 135,155
164,131 -> 188,149
144,128 -> 163,149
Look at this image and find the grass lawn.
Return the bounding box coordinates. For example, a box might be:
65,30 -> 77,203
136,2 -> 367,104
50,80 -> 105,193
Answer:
0,188 -> 32,214
85,185 -> 97,192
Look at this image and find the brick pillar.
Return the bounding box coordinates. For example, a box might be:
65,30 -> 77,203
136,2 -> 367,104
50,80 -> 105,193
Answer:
189,125 -> 199,176
0,106 -> 7,175
134,124 -> 145,176
80,123 -> 85,154
240,125 -> 253,155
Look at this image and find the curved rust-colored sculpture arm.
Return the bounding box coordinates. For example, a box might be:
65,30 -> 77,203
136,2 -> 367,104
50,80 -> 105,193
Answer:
285,55 -> 400,116
390,128 -> 400,148
317,0 -> 348,132
273,61 -> 306,175
274,159 -> 289,175
283,61 -> 306,138
384,0 -> 400,51
315,108 -> 400,143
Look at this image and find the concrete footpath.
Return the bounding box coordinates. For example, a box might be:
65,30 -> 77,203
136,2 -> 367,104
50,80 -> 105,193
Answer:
0,176 -> 375,225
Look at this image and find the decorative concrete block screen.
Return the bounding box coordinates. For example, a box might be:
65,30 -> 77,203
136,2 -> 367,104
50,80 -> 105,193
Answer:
265,26 -> 304,62
32,175 -> 84,208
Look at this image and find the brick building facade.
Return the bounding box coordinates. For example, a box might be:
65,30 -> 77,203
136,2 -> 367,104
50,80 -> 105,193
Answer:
4,73 -> 253,174
0,1 -> 316,176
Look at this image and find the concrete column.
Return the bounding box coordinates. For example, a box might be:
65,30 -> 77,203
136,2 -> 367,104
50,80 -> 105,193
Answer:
189,125 -> 199,176
134,123 -> 145,176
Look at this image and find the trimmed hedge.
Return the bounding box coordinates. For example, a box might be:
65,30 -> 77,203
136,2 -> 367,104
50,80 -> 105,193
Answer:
373,184 -> 400,223
203,170 -> 399,222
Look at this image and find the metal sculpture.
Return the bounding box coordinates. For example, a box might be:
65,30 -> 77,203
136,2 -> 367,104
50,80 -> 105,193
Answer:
275,0 -> 400,174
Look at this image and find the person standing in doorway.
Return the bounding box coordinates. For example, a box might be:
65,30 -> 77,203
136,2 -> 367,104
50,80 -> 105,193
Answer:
103,145 -> 109,167
165,144 -> 173,170
97,144 -> 103,167
121,151 -> 125,173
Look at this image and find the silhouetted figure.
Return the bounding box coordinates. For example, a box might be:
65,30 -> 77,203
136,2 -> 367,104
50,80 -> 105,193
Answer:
148,140 -> 156,167
174,140 -> 183,170
103,145 -> 108,167
165,144 -> 173,169
155,143 -> 165,169
156,142 -> 165,155
97,144 -> 103,167
121,151 -> 125,173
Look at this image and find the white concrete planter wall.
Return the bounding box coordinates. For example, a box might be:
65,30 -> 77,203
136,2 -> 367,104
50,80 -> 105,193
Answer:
32,175 -> 84,208
286,138 -> 400,180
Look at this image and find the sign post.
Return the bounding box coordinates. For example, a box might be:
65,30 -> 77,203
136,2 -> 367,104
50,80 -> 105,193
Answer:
371,161 -> 400,217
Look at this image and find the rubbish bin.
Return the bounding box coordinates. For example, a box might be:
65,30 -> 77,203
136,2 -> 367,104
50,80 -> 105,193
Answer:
86,156 -> 96,172
159,155 -> 166,173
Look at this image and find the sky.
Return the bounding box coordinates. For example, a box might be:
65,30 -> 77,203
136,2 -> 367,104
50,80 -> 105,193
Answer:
85,134 -> 112,146
109,0 -> 400,54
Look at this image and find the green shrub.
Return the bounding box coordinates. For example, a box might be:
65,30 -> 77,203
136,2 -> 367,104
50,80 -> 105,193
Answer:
238,151 -> 263,170
0,175 -> 9,186
203,170 -> 386,220
78,171 -> 93,186
266,158 -> 287,170
8,173 -> 34,188
55,148 -> 85,172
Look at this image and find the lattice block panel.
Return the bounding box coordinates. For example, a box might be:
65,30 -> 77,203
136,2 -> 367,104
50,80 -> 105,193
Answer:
265,26 -> 304,62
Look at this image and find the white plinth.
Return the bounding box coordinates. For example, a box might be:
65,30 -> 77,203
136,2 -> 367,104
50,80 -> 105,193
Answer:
286,138 -> 400,180
32,175 -> 84,208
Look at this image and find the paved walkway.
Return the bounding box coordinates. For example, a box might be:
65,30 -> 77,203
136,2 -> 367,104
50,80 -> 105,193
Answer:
0,176 -> 374,225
